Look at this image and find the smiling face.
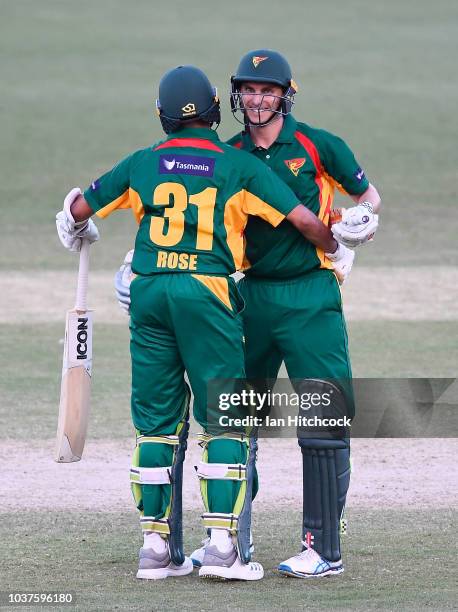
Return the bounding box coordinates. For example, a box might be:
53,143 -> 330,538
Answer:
239,81 -> 284,125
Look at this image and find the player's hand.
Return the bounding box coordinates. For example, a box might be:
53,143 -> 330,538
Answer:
325,242 -> 355,285
114,249 -> 134,315
331,202 -> 378,247
56,187 -> 100,252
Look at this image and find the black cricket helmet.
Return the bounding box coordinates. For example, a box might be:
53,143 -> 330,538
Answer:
156,65 -> 220,134
230,49 -> 298,126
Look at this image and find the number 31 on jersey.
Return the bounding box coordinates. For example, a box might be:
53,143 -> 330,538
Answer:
150,183 -> 217,256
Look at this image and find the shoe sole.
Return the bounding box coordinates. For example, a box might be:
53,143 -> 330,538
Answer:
199,566 -> 264,581
277,566 -> 344,578
137,562 -> 194,580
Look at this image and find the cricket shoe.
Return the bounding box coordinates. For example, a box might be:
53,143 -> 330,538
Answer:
136,547 -> 193,580
277,542 -> 343,578
198,545 -> 263,581
191,533 -> 254,568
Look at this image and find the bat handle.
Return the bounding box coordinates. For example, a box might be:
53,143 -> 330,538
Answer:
75,239 -> 90,311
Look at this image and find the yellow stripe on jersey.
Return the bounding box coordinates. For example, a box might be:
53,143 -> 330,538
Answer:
224,189 -> 288,270
223,190 -> 247,270
95,189 -> 130,218
243,190 -> 286,227
192,275 -> 232,310
318,175 -> 334,224
95,187 -> 145,223
323,171 -> 349,196
316,174 -> 335,271
129,188 -> 145,224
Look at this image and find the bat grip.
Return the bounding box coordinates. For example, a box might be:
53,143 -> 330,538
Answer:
75,239 -> 90,311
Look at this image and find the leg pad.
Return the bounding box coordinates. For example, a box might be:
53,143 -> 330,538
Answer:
299,437 -> 350,562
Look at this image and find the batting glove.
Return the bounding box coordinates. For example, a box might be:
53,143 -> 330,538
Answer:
56,187 -> 99,252
331,201 -> 378,248
114,249 -> 134,315
325,242 -> 355,285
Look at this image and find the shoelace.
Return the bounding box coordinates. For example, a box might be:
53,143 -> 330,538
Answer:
293,541 -> 320,561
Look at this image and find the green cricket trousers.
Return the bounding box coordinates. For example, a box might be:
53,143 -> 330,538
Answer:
129,273 -> 252,536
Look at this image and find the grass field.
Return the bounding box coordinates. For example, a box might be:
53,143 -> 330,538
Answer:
1,0 -> 457,610
1,321 -> 457,441
1,0 -> 457,269
1,510 -> 456,611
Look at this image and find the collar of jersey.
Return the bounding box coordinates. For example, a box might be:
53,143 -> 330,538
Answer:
241,114 -> 298,151
168,127 -> 221,141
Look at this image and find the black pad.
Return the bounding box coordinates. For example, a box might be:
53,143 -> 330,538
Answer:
299,438 -> 350,562
293,378 -> 353,441
168,389 -> 190,566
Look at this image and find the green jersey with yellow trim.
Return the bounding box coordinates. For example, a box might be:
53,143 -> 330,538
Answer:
84,127 -> 300,276
227,115 -> 370,279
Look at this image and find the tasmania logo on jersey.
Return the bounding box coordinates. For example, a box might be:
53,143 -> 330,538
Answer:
252,56 -> 268,68
159,154 -> 215,177
284,158 -> 306,177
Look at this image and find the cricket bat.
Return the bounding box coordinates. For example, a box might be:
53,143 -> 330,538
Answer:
55,239 -> 93,462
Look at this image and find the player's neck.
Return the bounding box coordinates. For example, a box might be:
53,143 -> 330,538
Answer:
248,115 -> 284,150
178,120 -> 212,130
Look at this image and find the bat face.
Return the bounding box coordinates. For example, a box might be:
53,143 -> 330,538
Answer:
54,309 -> 93,462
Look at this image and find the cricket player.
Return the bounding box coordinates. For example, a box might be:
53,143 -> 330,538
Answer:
166,50 -> 379,577
222,49 -> 382,578
56,65 -> 351,581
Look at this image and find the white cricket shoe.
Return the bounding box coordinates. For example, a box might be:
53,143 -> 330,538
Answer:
277,542 -> 343,578
199,544 -> 263,581
191,533 -> 254,568
136,547 -> 194,580
190,536 -> 210,568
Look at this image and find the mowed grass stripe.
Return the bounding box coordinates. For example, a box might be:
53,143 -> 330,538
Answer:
0,321 -> 457,440
3,267 -> 458,324
2,1 -> 457,270
0,509 -> 456,611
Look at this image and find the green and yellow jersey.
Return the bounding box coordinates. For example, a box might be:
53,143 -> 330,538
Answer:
227,115 -> 370,279
84,127 -> 299,276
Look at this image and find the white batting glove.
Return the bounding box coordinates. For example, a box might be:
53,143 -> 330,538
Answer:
331,202 -> 378,248
114,249 -> 134,315
56,187 -> 99,252
325,242 -> 355,285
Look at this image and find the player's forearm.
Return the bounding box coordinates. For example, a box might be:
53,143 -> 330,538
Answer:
286,205 -> 338,253
71,195 -> 94,222
56,188 -> 99,252
351,182 -> 381,212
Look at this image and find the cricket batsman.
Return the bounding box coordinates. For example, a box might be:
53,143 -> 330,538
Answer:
222,49 -> 381,577
56,65 -> 351,581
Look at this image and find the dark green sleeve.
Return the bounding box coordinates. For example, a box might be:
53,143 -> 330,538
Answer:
83,153 -> 134,216
314,129 -> 370,195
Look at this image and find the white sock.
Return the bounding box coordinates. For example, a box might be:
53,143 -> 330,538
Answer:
210,528 -> 233,552
143,532 -> 167,553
